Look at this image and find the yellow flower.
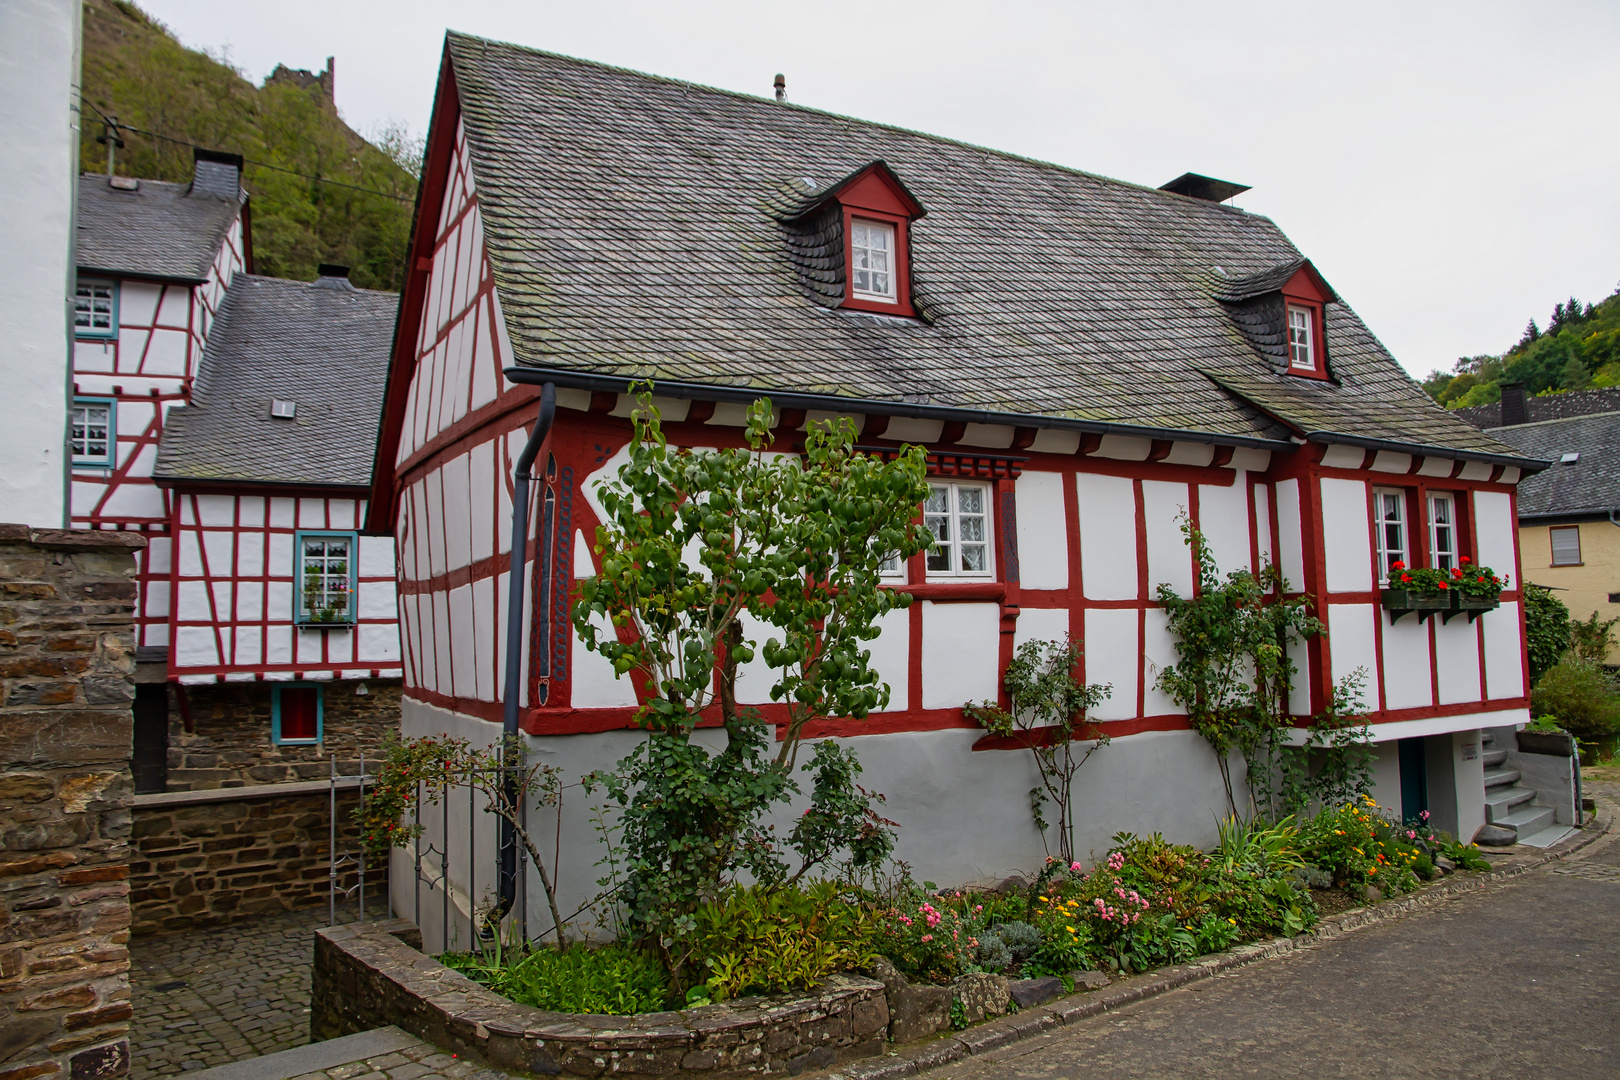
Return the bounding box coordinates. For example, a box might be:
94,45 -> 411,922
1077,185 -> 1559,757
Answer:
1065,925 -> 1075,932
1228,918 -> 1237,924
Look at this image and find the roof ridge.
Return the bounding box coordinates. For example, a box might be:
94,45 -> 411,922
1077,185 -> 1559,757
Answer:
444,30 -> 1273,222
1484,409 -> 1620,432
233,271 -> 400,300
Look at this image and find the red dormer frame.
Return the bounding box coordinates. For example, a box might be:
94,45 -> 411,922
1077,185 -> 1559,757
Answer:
1280,263 -> 1333,380
822,163 -> 925,318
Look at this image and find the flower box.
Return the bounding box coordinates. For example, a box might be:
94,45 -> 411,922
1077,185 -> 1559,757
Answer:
1443,592 -> 1499,624
1381,588 -> 1451,624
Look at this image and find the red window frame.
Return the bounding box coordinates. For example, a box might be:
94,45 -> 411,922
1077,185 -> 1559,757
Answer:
1280,265 -> 1332,380
842,206 -> 916,317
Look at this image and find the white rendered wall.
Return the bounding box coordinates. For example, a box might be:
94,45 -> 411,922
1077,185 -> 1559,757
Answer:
0,0 -> 79,526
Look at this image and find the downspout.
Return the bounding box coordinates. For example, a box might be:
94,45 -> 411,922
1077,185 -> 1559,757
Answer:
497,382 -> 555,923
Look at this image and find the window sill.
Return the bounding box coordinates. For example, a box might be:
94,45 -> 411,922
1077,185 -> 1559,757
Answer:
295,622 -> 354,631
1549,562 -> 1584,568
886,581 -> 1005,603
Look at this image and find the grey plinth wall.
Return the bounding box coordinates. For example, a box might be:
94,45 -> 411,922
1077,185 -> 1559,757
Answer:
311,921 -> 888,1076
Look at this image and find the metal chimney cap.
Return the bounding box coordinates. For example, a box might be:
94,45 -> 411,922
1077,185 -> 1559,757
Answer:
774,73 -> 786,102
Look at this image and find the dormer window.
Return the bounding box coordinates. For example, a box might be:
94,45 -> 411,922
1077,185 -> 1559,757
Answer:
851,219 -> 896,301
776,161 -> 925,318
1288,305 -> 1316,370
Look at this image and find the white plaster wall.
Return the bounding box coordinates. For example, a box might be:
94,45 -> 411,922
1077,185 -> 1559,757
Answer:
395,699 -> 1245,947
1327,604 -> 1378,693
1472,491 -> 1517,576
1363,740 -> 1403,813
1083,608 -> 1138,720
1141,481 -> 1193,598
921,602 -> 1000,709
1275,479 -> 1305,591
1481,601 -> 1524,700
1013,607 -> 1069,651
1253,485 -> 1272,568
0,0 -> 78,526
1141,608 -> 1184,716
1434,622 -> 1482,704
571,608 -> 638,708
1198,476 -> 1250,576
1075,473 -> 1137,601
1319,478 -> 1372,593
1014,471 -> 1067,590
1380,615 -> 1434,711
1452,730 -> 1486,843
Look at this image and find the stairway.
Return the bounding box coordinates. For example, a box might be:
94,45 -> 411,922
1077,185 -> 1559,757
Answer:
1481,732 -> 1557,843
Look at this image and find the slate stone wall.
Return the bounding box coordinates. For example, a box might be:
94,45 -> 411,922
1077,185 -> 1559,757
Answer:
0,524 -> 144,1080
312,921 -> 888,1077
166,679 -> 402,790
130,786 -> 385,936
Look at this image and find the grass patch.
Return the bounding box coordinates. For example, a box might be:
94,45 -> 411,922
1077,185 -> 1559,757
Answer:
443,941 -> 667,1015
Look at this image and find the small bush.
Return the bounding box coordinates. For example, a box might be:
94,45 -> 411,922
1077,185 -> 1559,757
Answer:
1532,659 -> 1620,740
988,921 -> 1043,964
687,881 -> 876,1002
443,942 -> 667,1015
971,933 -> 1013,971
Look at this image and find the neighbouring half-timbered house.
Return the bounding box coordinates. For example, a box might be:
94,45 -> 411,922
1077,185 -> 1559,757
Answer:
368,34 -> 1551,947
145,268 -> 404,791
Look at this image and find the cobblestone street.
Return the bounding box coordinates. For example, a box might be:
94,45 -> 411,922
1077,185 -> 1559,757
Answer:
129,906 -> 366,1079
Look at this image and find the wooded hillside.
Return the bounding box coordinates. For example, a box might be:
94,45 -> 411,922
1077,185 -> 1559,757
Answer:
80,0 -> 419,290
1423,285 -> 1620,409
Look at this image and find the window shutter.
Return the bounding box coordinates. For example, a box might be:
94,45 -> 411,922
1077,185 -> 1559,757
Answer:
280,688 -> 319,741
1550,527 -> 1581,566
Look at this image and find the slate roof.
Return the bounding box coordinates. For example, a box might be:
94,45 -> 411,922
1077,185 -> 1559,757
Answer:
1478,412 -> 1620,519
154,275 -> 397,487
1454,387 -> 1620,431
77,174 -> 243,283
443,33 -> 1532,464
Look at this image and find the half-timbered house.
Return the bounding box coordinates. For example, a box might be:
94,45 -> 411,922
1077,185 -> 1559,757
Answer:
72,155 -> 404,792
369,34 -> 1551,946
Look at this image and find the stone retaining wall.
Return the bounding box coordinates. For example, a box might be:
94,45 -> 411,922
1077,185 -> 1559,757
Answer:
0,524 -> 144,1080
130,784 -> 385,936
312,921 -> 888,1077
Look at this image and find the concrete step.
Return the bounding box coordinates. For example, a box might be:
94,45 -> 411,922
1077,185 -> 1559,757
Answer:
1483,767 -> 1522,789
1497,804 -> 1557,838
1485,784 -> 1538,820
183,1028 -> 418,1080
1517,824 -> 1577,849
1482,748 -> 1509,769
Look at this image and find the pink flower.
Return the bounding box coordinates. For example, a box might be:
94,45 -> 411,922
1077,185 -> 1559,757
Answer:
920,934 -> 933,943
1070,861 -> 1083,872
1407,830 -> 1417,840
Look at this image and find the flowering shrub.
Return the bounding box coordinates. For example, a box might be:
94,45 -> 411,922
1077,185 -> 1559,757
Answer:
873,890 -> 991,983
1385,562 -> 1451,593
1297,795 -> 1493,891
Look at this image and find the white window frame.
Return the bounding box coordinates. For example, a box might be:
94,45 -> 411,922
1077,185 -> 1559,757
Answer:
74,279 -> 118,338
1550,525 -> 1582,567
1373,487 -> 1408,579
850,218 -> 897,301
71,398 -> 115,467
295,531 -> 358,625
1427,492 -> 1457,571
924,481 -> 993,579
1287,305 -> 1316,370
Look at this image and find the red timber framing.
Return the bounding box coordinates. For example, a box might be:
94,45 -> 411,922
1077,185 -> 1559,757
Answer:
165,488 -> 402,684
370,55 -> 1533,749
70,214 -> 247,650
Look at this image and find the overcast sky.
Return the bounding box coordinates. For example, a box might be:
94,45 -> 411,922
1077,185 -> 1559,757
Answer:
136,0 -> 1620,381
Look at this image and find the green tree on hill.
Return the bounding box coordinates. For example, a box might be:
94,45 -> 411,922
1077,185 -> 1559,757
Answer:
80,0 -> 418,290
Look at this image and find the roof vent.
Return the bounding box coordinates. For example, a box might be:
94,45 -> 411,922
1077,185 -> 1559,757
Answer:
312,264 -> 355,290
191,148 -> 243,200
109,175 -> 139,192
1159,172 -> 1251,203
1560,452 -> 1580,465
774,74 -> 786,103
270,399 -> 297,419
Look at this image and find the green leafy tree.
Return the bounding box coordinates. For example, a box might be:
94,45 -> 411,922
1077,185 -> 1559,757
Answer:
1154,521 -> 1371,819
965,638 -> 1112,865
575,392 -> 932,976
1569,609 -> 1619,665
1523,584 -> 1572,685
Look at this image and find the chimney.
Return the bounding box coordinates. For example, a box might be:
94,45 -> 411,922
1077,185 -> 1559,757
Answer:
774,73 -> 786,103
190,148 -> 243,200
312,263 -> 354,290
1499,382 -> 1528,426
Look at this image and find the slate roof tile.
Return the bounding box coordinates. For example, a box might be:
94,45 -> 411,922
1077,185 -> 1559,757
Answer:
443,33 -> 1529,459
76,174 -> 242,282
1478,412 -> 1620,518
154,275 -> 397,487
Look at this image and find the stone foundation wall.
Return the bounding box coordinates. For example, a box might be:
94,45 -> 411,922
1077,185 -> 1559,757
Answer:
0,524 -> 144,1080
167,679 -> 402,790
312,921 -> 888,1077
130,785 -> 386,936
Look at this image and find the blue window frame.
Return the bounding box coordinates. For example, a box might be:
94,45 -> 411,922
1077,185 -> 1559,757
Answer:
294,531 -> 358,625
71,398 -> 116,467
271,683 -> 323,744
74,279 -> 118,338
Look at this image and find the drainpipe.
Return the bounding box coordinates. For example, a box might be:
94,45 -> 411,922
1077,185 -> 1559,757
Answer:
496,382 -> 555,923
